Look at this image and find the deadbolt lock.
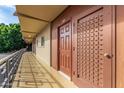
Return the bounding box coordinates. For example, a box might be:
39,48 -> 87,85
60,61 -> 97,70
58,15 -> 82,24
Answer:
73,47 -> 75,51
104,53 -> 113,59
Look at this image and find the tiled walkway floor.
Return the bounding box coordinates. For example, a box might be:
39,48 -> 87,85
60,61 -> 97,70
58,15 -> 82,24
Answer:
12,52 -> 63,88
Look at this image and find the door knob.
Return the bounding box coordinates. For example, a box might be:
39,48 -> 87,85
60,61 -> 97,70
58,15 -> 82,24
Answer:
104,53 -> 112,59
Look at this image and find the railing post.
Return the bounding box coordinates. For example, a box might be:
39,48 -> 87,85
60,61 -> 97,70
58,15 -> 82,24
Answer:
0,48 -> 26,88
6,59 -> 10,88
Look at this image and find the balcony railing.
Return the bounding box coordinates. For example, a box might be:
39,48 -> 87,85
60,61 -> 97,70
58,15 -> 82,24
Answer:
0,49 -> 26,88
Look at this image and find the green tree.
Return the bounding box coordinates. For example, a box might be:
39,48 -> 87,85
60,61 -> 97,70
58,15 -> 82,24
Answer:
0,23 -> 26,53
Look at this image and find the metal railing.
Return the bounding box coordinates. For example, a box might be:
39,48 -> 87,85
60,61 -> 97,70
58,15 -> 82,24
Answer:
0,49 -> 26,88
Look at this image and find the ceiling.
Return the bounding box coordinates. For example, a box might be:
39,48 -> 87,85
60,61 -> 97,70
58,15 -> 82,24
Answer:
16,5 -> 68,43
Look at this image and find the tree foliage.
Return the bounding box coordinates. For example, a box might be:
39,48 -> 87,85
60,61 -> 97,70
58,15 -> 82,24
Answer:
0,23 -> 26,53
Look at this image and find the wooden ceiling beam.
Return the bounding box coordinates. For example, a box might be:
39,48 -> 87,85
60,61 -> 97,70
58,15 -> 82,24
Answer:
15,12 -> 49,23
23,36 -> 33,39
22,30 -> 37,34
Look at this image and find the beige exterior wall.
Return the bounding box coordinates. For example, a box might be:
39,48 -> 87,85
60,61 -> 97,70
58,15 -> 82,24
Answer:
35,24 -> 50,65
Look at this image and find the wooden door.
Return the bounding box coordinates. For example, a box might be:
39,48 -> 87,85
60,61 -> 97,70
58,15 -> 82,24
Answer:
59,21 -> 72,76
72,6 -> 114,87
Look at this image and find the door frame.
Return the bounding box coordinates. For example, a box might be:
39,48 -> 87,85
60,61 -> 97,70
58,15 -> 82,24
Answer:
57,19 -> 73,79
112,5 -> 116,88
71,5 -> 116,87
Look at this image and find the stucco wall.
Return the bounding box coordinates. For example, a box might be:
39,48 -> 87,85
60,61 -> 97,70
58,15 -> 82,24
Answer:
35,24 -> 50,65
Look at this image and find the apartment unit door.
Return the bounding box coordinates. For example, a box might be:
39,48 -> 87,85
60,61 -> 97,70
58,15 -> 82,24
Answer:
59,21 -> 72,77
72,6 -> 114,87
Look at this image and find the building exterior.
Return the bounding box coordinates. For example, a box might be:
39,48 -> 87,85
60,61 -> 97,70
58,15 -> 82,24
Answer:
16,5 -> 124,88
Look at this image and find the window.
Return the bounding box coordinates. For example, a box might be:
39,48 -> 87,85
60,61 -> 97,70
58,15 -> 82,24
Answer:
37,39 -> 38,46
41,36 -> 45,46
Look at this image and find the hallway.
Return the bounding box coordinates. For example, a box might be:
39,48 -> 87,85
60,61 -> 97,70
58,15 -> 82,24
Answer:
12,52 -> 63,88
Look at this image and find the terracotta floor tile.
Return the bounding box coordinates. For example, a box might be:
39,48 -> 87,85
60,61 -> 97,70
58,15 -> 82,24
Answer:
12,52 -> 63,88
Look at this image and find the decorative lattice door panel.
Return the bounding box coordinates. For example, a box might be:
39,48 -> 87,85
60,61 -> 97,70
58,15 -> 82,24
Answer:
59,21 -> 72,76
72,6 -> 113,88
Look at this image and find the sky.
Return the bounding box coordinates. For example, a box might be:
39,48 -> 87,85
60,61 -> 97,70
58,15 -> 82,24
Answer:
0,5 -> 19,25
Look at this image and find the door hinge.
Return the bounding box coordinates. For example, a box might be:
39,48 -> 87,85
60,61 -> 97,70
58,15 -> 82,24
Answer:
73,71 -> 75,75
73,47 -> 75,51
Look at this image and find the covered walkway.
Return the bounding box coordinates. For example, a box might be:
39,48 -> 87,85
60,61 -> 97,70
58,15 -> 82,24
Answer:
12,52 -> 63,88
12,52 -> 76,88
